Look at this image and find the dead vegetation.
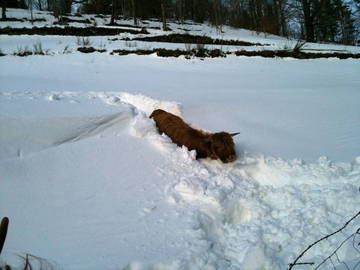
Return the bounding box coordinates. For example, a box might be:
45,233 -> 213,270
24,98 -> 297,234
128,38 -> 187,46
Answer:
110,48 -> 360,59
77,47 -> 106,53
106,22 -> 143,28
0,17 -> 24,22
0,17 -> 46,22
110,48 -> 227,58
132,33 -> 266,46
4,45 -> 359,59
0,253 -> 55,270
54,16 -> 92,25
0,26 -> 149,36
234,50 -> 360,59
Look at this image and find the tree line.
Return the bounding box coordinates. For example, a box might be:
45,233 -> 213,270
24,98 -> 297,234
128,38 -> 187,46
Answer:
2,0 -> 359,45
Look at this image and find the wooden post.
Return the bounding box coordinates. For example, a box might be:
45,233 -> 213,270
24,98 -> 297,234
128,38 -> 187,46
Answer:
0,217 -> 9,255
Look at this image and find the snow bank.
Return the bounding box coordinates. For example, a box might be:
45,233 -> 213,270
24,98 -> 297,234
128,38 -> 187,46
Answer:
105,92 -> 182,117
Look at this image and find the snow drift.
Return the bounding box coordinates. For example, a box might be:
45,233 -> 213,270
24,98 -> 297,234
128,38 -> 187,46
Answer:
0,91 -> 359,270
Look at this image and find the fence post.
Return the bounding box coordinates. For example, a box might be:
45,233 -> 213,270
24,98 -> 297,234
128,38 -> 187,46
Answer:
0,217 -> 9,255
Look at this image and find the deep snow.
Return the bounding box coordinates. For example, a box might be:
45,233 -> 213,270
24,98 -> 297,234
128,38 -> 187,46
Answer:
1,8 -> 360,270
1,89 -> 360,269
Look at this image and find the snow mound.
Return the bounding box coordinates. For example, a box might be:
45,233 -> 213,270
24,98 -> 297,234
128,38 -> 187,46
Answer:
102,92 -> 182,117
0,112 -> 132,160
0,91 -> 133,160
243,154 -> 360,187
102,92 -> 188,157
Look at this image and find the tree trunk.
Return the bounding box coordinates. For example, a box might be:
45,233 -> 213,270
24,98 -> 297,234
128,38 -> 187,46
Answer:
280,5 -> 288,37
111,0 -> 116,25
275,0 -> 287,37
177,0 -> 184,24
213,0 -> 218,27
249,0 -> 257,30
301,0 -> 315,42
191,0 -> 194,21
131,0 -> 137,25
161,0 -> 167,30
212,0 -> 222,32
2,0 -> 6,20
181,0 -> 184,24
121,0 -> 125,18
29,0 -> 34,22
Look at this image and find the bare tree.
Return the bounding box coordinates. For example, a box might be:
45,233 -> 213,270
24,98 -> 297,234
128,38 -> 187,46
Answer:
274,0 -> 288,36
1,0 -> 6,20
34,0 -> 43,10
28,0 -> 34,21
161,0 -> 167,30
131,0 -> 137,25
176,0 -> 184,24
291,0 -> 328,42
110,0 -> 116,24
300,0 -> 315,41
210,0 -> 222,32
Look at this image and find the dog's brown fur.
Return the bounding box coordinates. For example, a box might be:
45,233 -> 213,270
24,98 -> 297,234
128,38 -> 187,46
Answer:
150,109 -> 239,163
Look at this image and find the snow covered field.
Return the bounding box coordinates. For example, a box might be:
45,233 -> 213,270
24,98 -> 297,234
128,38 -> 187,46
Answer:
1,8 -> 360,270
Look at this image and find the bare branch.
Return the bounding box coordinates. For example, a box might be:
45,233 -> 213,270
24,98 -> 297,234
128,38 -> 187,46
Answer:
289,210 -> 360,270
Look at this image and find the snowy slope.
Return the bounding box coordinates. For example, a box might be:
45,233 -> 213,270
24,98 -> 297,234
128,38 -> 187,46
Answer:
1,9 -> 360,270
2,8 -> 360,55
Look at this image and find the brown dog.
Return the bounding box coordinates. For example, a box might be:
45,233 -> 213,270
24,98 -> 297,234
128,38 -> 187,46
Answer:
150,109 -> 239,163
